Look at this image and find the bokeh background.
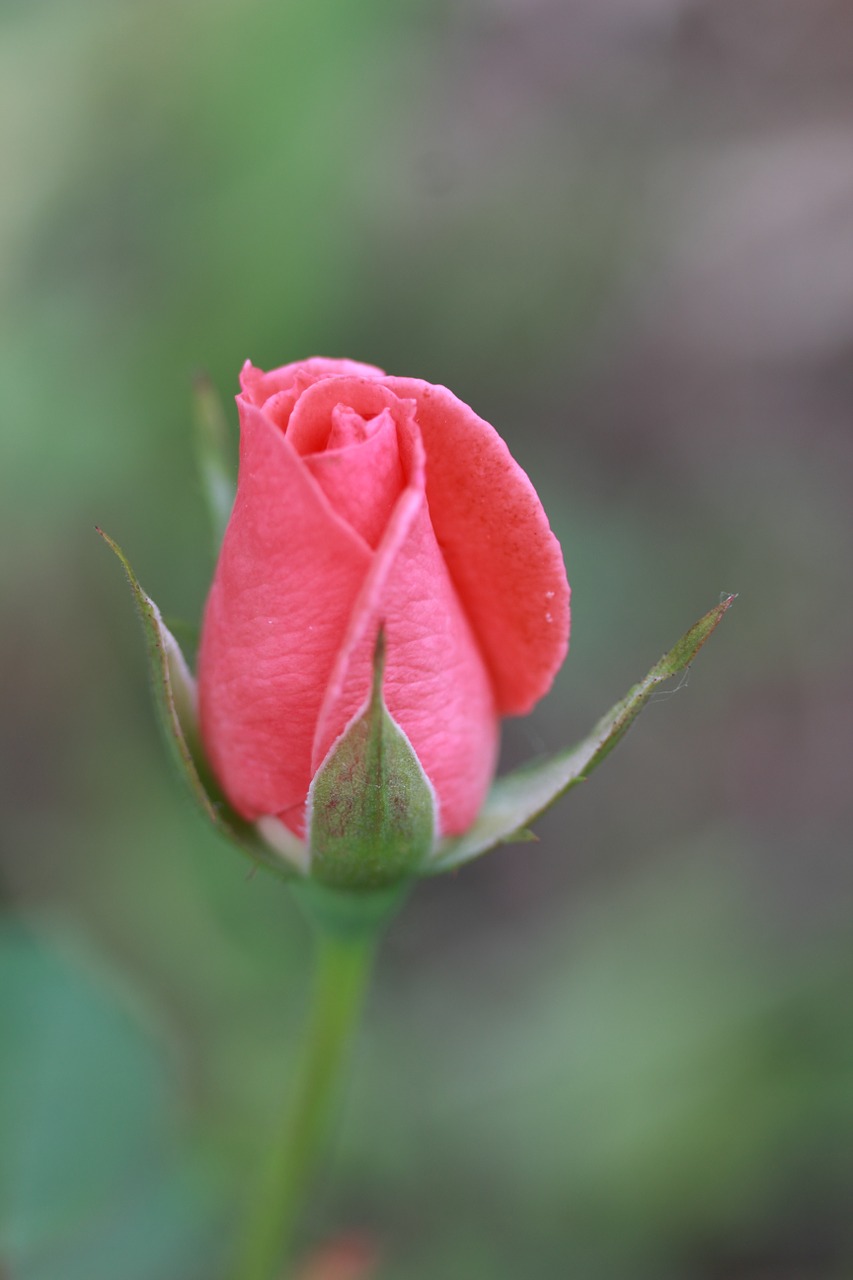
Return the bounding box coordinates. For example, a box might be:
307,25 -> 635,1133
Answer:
2,2 -> 852,1277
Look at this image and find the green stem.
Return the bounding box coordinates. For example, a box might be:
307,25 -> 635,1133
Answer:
235,896 -> 385,1280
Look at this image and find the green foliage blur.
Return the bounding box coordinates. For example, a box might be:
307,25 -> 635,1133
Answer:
2,2 -> 851,1277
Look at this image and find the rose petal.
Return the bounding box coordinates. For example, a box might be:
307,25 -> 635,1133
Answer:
240,358 -> 386,436
385,378 -> 570,715
240,356 -> 385,408
198,399 -> 371,829
313,417 -> 498,837
284,375 -> 417,456
305,409 -> 405,549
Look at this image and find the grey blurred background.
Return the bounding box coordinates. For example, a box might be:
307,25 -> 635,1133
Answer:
1,2 -> 852,1277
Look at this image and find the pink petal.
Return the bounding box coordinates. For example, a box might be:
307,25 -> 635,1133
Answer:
305,409 -> 405,550
240,358 -> 386,436
287,377 -> 417,550
284,375 -> 416,456
384,378 -> 570,715
312,416 -> 498,837
239,356 -> 385,407
198,399 -> 371,828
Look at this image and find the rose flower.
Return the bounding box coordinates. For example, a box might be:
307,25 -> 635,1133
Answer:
198,358 -> 569,849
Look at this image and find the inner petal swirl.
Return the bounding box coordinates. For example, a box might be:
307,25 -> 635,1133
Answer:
304,405 -> 404,549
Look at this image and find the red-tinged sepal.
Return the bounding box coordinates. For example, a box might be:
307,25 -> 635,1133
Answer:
98,529 -> 305,877
430,595 -> 736,874
307,629 -> 438,890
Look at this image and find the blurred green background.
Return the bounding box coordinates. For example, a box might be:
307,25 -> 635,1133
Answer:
2,1 -> 852,1277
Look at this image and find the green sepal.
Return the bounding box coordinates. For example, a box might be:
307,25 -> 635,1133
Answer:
430,595 -> 736,874
501,827 -> 538,845
192,371 -> 236,552
308,629 -> 437,890
98,528 -> 301,878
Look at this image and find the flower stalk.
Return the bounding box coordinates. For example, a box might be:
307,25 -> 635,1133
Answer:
235,884 -> 404,1280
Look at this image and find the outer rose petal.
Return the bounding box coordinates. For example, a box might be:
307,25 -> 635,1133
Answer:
197,399 -> 371,828
313,417 -> 498,836
385,377 -> 570,715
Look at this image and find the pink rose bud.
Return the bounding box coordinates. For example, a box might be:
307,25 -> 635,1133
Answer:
197,358 -> 570,880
